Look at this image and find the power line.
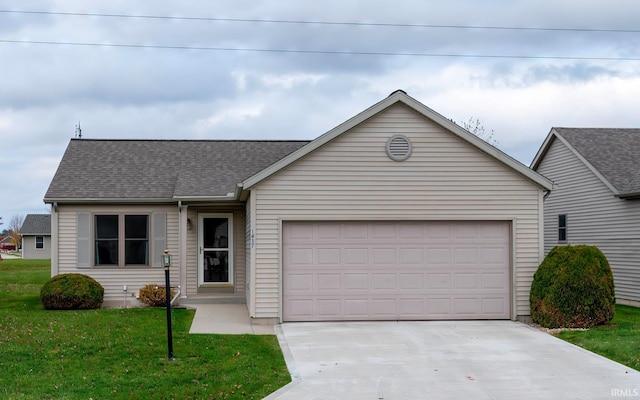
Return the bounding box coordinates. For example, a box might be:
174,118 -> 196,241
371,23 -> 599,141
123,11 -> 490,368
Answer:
1,38 -> 638,61
1,9 -> 639,34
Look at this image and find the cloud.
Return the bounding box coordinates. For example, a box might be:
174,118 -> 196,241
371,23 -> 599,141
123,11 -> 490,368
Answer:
3,0 -> 640,222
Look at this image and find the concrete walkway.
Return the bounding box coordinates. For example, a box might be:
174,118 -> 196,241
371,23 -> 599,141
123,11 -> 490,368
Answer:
188,304 -> 274,334
266,321 -> 640,400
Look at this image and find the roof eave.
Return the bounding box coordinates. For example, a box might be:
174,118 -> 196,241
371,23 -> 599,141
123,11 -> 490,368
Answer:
44,197 -> 178,204
617,191 -> 640,200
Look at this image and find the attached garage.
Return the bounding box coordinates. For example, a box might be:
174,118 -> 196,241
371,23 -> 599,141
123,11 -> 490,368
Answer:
243,91 -> 552,323
283,221 -> 511,321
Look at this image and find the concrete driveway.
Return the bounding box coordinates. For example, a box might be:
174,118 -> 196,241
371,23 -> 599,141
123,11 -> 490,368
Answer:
266,321 -> 640,400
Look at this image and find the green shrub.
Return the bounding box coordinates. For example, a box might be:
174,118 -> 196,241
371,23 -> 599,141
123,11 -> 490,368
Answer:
40,274 -> 104,310
138,283 -> 174,307
530,245 -> 615,328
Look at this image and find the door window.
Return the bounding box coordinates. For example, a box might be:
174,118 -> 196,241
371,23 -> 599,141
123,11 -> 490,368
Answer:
201,216 -> 232,283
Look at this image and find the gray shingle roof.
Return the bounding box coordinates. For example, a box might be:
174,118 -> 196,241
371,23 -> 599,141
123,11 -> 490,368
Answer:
554,128 -> 640,196
20,214 -> 51,235
45,139 -> 310,201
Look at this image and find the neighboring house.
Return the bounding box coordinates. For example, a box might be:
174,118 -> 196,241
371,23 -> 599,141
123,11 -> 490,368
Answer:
0,235 -> 16,251
44,90 -> 552,322
532,128 -> 640,307
20,214 -> 52,259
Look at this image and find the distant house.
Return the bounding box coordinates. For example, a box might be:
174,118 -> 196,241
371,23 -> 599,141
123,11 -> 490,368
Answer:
532,128 -> 640,307
20,214 -> 52,259
0,235 -> 16,251
44,90 -> 551,321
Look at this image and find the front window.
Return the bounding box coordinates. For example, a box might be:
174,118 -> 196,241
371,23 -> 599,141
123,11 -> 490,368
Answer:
558,214 -> 567,242
95,214 -> 149,267
35,236 -> 44,249
125,215 -> 149,265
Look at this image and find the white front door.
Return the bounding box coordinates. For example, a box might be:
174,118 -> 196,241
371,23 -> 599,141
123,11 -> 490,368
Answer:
198,213 -> 233,286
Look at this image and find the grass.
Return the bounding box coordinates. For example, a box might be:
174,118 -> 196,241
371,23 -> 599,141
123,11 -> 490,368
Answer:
0,259 -> 290,399
556,304 -> 640,371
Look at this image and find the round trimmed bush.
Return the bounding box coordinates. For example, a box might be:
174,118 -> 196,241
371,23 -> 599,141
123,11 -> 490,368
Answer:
138,283 -> 174,307
530,245 -> 615,328
40,273 -> 104,310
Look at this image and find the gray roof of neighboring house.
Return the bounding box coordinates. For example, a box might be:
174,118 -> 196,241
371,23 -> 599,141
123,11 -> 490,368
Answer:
553,128 -> 640,196
44,139 -> 310,201
20,214 -> 51,235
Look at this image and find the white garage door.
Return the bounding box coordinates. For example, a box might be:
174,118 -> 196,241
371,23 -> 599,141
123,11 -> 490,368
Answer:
283,221 -> 511,321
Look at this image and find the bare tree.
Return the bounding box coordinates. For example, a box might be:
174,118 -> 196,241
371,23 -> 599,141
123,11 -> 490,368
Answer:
461,117 -> 498,146
8,214 -> 24,249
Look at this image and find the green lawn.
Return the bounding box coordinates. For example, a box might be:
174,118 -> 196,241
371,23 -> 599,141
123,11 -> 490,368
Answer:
0,259 -> 290,400
557,304 -> 640,371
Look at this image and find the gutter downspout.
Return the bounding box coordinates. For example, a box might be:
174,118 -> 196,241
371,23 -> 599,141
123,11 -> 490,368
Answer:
171,285 -> 181,306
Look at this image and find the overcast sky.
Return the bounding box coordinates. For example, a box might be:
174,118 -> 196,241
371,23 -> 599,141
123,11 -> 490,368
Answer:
1,0 -> 640,226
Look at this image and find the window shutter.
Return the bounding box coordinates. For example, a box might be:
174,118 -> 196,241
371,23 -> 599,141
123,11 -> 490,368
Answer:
152,212 -> 167,268
77,213 -> 91,268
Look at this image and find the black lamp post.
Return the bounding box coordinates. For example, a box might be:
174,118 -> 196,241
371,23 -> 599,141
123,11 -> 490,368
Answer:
162,249 -> 175,361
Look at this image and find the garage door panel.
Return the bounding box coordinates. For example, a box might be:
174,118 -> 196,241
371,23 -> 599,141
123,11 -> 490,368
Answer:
427,273 -> 451,290
454,273 -> 480,290
316,273 -> 341,291
398,298 -> 424,316
482,298 -> 507,315
399,273 -> 424,289
399,248 -> 424,264
287,273 -> 313,291
345,273 -> 368,290
283,221 -> 510,321
482,272 -> 507,289
372,248 -> 397,264
454,247 -> 479,264
427,248 -> 452,265
317,299 -> 341,317
317,248 -> 341,265
372,298 -> 396,316
453,298 -> 480,316
286,247 -> 313,266
482,247 -> 508,264
345,248 -> 368,264
427,298 -> 452,316
344,299 -> 369,317
288,299 -> 314,319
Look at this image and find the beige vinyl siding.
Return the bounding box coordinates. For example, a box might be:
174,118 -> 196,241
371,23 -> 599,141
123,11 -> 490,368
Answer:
251,103 -> 544,319
536,138 -> 640,304
245,194 -> 253,306
185,208 -> 198,296
56,204 -> 179,305
184,206 -> 246,296
22,235 -> 52,259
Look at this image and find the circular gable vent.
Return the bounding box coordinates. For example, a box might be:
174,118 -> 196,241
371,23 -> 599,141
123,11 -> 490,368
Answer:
386,135 -> 412,161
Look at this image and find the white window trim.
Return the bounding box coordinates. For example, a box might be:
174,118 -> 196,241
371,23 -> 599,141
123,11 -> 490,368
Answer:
198,213 -> 234,286
35,236 -> 45,250
558,214 -> 568,243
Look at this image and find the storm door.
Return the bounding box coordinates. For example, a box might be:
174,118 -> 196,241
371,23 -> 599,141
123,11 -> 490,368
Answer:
198,213 -> 233,285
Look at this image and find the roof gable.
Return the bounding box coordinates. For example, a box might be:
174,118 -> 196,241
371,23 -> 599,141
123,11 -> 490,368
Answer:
243,90 -> 552,190
20,214 -> 51,235
532,128 -> 640,197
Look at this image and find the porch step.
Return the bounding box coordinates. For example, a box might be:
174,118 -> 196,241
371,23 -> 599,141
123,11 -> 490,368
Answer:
179,294 -> 246,305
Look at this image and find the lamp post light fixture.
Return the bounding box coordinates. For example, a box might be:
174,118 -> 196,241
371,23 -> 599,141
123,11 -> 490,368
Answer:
162,249 -> 175,361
